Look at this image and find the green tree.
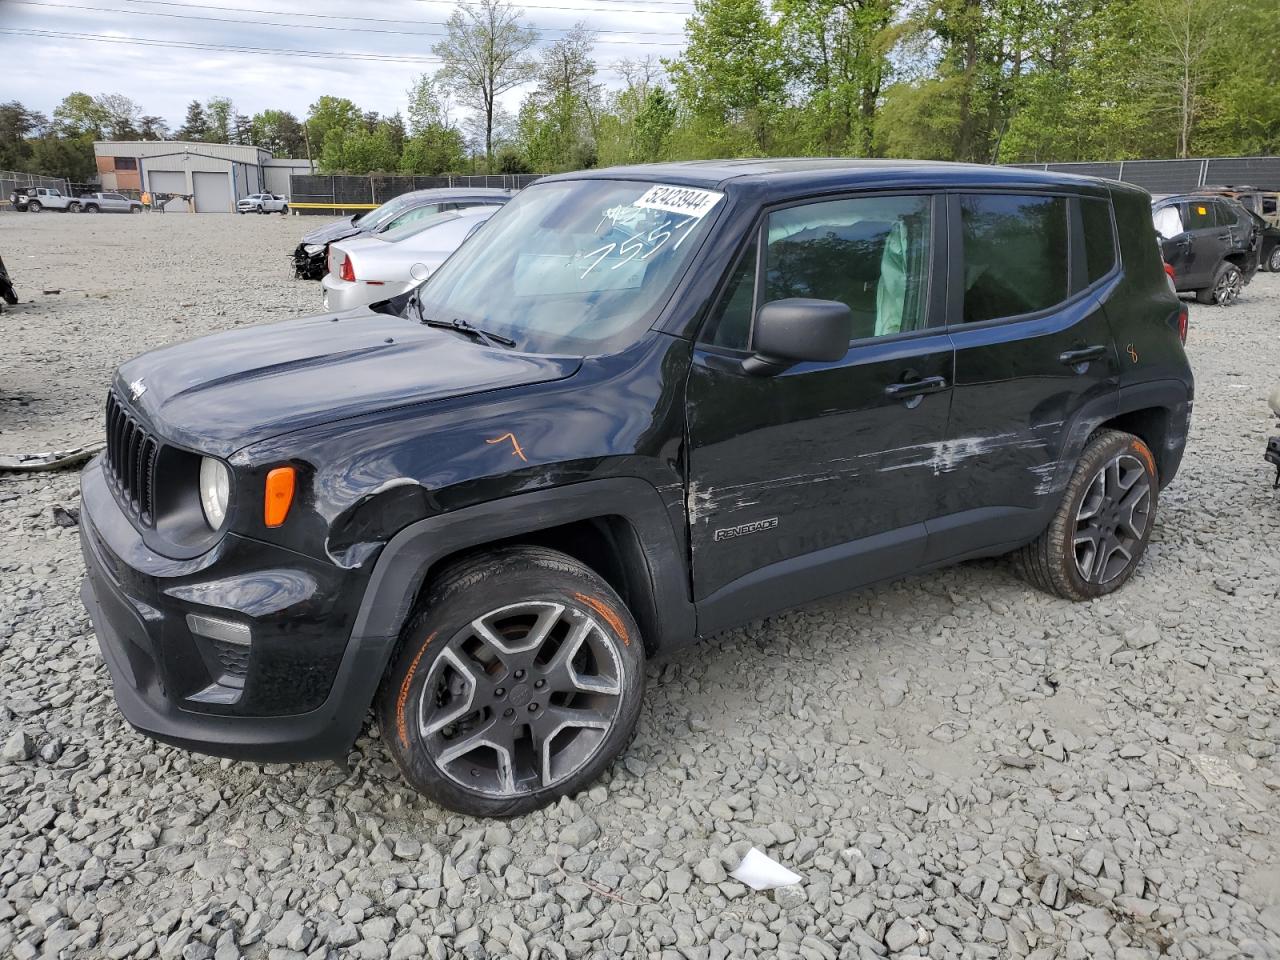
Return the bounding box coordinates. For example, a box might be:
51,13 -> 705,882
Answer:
775,0 -> 896,155
205,97 -> 234,144
177,100 -> 209,141
665,0 -> 787,154
433,0 -> 538,169
403,76 -> 468,174
138,115 -> 169,141
0,101 -> 46,169
52,92 -> 107,139
251,110 -> 306,157
516,23 -> 601,172
29,133 -> 95,181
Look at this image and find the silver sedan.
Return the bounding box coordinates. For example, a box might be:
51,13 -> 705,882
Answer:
321,207 -> 498,312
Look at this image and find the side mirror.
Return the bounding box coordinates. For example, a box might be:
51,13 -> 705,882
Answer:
744,298 -> 852,375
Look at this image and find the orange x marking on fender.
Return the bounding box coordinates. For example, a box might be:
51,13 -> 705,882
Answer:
486,432 -> 528,463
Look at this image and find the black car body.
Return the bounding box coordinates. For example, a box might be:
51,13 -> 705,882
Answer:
0,254 -> 16,310
81,160 -> 1193,812
1153,193 -> 1260,304
291,188 -> 512,279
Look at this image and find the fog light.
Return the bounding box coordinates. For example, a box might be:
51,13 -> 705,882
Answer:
186,613 -> 251,647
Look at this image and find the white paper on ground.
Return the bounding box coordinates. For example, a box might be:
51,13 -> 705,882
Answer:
729,847 -> 803,890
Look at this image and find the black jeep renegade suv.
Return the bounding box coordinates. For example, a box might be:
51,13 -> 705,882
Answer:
80,160 -> 1194,815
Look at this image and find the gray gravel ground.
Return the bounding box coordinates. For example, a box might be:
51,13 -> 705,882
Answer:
2,212 -> 1279,960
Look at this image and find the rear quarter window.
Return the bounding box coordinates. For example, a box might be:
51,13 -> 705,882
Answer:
1081,198 -> 1117,284
959,194 -> 1068,323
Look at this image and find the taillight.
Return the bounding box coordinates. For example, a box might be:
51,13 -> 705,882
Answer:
1163,262 -> 1177,295
340,256 -> 355,283
1177,304 -> 1188,344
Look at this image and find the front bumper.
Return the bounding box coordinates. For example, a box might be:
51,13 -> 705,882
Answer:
79,457 -> 396,761
292,243 -> 327,280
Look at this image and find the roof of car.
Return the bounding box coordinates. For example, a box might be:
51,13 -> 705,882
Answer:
399,187 -> 512,202
539,158 -> 1114,195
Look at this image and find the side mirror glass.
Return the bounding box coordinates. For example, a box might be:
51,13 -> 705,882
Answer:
745,298 -> 852,374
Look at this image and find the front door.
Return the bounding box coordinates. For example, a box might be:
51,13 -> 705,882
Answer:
686,192 -> 954,632
930,192 -> 1119,561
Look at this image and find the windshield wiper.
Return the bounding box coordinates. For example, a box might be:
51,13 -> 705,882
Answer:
415,301 -> 515,348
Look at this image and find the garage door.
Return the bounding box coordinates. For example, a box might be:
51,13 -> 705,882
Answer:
193,171 -> 232,213
147,170 -> 187,212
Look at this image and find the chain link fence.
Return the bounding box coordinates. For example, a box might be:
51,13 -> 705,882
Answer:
1011,156 -> 1280,193
289,173 -> 543,213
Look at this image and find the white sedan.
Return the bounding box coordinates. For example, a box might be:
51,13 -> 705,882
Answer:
321,206 -> 498,312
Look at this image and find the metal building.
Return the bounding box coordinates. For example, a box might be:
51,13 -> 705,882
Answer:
93,141 -> 293,212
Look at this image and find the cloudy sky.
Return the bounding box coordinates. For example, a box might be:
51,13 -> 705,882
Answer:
0,0 -> 693,127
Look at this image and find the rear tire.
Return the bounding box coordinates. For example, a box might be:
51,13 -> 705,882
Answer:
84,204 -> 98,214
1197,261 -> 1242,305
377,546 -> 645,816
28,200 -> 41,213
1013,430 -> 1158,601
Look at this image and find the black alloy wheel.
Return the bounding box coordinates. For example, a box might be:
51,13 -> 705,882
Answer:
1072,453 -> 1153,585
1013,429 -> 1159,600
379,546 -> 645,816
1213,263 -> 1243,305
418,600 -> 624,797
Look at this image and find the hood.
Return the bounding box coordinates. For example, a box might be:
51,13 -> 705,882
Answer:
300,216 -> 366,246
116,311 -> 582,457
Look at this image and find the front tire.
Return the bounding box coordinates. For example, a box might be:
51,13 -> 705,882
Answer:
68,202 -> 81,213
378,546 -> 645,816
1013,430 -> 1158,601
1268,247 -> 1280,273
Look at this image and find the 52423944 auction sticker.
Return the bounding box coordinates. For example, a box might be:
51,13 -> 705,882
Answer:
634,185 -> 724,219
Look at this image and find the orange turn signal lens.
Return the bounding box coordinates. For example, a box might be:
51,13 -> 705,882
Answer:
264,466 -> 295,528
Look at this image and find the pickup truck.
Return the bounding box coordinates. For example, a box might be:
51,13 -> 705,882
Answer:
10,187 -> 80,213
78,192 -> 143,214
237,193 -> 289,214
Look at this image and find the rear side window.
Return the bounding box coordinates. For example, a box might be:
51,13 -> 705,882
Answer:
959,194 -> 1068,323
1081,199 -> 1116,284
1185,202 -> 1214,230
1212,201 -> 1238,227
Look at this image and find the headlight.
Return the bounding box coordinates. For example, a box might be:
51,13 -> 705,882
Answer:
304,244 -> 323,254
199,457 -> 230,529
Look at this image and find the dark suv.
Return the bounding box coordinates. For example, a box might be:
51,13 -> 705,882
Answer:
80,160 -> 1193,815
1153,193 -> 1260,304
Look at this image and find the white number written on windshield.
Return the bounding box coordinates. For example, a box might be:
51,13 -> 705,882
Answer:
577,214 -> 699,280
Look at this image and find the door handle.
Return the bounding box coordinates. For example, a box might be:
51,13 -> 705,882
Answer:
1058,345 -> 1108,367
884,375 -> 948,399
1218,234 -> 1232,242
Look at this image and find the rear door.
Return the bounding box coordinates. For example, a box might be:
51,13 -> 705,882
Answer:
686,191 -> 953,623
930,192 -> 1119,561
1182,199 -> 1227,286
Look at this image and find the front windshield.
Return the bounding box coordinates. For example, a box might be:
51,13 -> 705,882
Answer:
357,192 -> 423,227
415,179 -> 724,354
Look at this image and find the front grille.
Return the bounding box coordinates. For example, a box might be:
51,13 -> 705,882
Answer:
104,390 -> 160,525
